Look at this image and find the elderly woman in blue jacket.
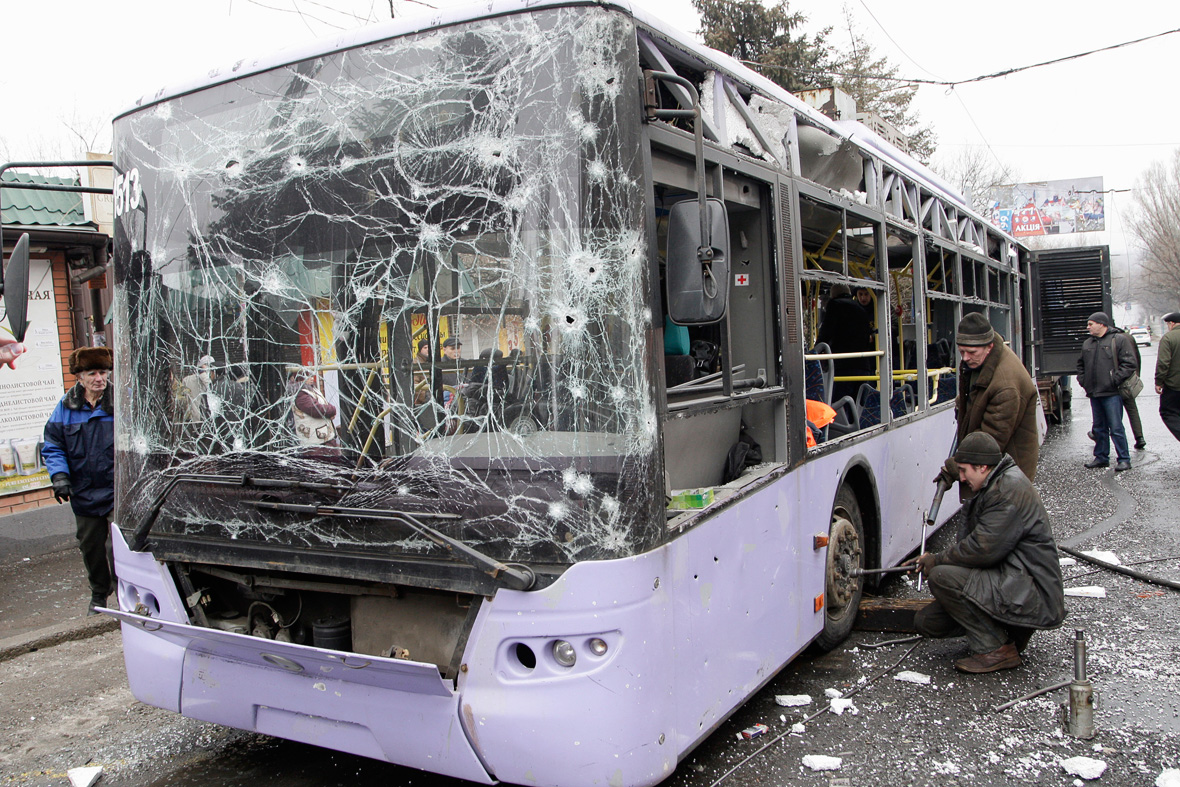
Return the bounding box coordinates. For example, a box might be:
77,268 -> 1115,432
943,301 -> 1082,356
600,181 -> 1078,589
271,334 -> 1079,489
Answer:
42,347 -> 115,614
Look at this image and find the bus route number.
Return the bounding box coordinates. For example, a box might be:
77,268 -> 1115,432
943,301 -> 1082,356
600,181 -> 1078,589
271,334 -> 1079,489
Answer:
114,168 -> 142,218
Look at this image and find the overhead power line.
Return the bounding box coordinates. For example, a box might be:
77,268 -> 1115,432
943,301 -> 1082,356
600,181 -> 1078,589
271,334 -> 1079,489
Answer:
741,26 -> 1180,88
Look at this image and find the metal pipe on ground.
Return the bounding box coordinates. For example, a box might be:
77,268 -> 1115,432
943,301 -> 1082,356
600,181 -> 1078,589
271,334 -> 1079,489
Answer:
1058,545 -> 1180,591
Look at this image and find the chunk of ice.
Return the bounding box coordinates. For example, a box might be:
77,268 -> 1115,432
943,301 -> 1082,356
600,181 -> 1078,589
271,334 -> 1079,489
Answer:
775,694 -> 812,707
791,723 -> 806,734
1064,586 -> 1107,598
1060,756 -> 1106,780
1158,769 -> 1180,787
824,688 -> 843,699
801,754 -> 842,771
1059,557 -> 1077,567
829,698 -> 858,715
68,767 -> 103,787
894,670 -> 932,685
1080,550 -> 1121,565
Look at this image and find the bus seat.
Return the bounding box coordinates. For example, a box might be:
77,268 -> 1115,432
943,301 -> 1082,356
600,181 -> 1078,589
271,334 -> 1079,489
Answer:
890,384 -> 914,418
856,385 -> 881,429
934,372 -> 958,404
664,317 -> 690,355
665,354 -> 696,388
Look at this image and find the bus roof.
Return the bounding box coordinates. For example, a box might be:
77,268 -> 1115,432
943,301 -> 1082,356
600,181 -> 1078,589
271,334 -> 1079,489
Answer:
116,0 -> 974,230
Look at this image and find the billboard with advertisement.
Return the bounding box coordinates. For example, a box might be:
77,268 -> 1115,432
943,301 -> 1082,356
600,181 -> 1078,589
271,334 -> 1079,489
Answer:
0,259 -> 64,495
985,176 -> 1105,237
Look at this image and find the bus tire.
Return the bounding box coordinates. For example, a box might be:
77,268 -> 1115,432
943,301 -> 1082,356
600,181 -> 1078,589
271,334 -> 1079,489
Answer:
814,485 -> 864,651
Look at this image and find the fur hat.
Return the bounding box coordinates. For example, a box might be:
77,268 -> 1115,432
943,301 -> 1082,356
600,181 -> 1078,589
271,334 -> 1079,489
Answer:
69,347 -> 112,374
954,432 -> 1002,467
1087,311 -> 1113,328
956,313 -> 995,346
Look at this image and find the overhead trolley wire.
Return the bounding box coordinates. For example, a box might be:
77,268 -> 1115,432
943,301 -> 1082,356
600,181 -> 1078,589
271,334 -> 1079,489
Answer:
741,26 -> 1180,88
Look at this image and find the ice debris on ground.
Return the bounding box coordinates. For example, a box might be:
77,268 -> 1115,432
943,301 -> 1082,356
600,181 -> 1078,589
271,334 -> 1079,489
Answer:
1059,557 -> 1078,567
1065,586 -> 1107,598
791,723 -> 806,734
68,767 -> 103,787
1158,769 -> 1180,787
894,670 -> 932,685
801,754 -> 842,771
824,688 -> 843,699
932,760 -> 961,776
1060,756 -> 1107,779
1080,550 -> 1121,565
829,698 -> 858,715
775,694 -> 812,707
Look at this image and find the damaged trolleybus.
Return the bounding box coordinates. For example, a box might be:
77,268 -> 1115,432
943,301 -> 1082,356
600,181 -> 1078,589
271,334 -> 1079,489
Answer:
104,1 -> 1037,784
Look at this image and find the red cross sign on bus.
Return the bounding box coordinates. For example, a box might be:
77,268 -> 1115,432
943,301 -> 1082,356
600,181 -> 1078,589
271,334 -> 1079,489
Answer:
734,273 -> 750,286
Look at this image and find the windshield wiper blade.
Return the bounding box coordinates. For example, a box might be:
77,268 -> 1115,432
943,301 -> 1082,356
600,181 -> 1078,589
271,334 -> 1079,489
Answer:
129,472 -> 353,552
244,501 -> 536,591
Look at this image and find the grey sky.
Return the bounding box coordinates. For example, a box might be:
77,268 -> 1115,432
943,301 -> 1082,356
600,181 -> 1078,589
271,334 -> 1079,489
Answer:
4,0 -> 1177,269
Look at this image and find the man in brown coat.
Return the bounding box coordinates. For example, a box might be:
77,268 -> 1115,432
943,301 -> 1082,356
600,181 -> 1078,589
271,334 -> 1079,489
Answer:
941,313 -> 1040,483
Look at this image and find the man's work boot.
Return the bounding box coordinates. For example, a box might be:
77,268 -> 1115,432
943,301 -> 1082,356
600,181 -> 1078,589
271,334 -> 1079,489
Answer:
954,643 -> 1022,674
88,592 -> 108,616
1087,431 -> 1096,441
1083,458 -> 1109,469
1134,440 -> 1147,450
1114,460 -> 1132,472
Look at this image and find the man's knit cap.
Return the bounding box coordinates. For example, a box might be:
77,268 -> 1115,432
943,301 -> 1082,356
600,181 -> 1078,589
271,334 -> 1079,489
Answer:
1087,312 -> 1113,327
954,432 -> 1002,466
956,313 -> 995,346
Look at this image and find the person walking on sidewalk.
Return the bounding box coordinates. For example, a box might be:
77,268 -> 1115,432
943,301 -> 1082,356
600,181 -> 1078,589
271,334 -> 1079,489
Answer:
1157,311 -> 1180,442
41,347 -> 116,614
909,432 -> 1065,673
1121,324 -> 1147,450
1077,312 -> 1136,471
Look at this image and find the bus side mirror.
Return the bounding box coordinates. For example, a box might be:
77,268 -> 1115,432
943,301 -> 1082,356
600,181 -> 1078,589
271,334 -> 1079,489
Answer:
2,233 -> 31,342
666,199 -> 729,325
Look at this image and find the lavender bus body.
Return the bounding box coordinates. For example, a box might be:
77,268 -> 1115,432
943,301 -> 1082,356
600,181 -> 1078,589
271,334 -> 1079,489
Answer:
105,1 -> 1034,785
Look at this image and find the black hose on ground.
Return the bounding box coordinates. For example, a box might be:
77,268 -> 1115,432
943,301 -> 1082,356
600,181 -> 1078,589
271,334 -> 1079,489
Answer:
1058,544 -> 1180,592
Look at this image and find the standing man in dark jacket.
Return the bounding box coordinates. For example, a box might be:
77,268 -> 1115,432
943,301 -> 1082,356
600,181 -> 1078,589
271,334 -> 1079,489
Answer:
941,313 -> 1040,483
42,347 -> 116,614
911,432 -> 1065,673
1077,312 -> 1136,471
1157,311 -> 1180,442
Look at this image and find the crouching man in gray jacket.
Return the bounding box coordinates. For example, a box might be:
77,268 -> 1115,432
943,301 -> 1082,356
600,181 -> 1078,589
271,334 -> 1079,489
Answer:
908,432 -> 1065,673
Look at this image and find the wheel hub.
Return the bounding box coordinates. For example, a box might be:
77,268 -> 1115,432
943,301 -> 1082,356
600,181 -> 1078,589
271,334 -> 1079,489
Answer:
826,511 -> 863,612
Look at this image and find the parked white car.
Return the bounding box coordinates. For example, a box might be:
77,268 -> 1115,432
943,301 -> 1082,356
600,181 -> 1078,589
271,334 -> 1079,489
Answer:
1130,327 -> 1152,346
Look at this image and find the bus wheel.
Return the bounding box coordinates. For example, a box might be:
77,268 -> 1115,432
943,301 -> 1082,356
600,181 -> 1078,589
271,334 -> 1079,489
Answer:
815,485 -> 864,651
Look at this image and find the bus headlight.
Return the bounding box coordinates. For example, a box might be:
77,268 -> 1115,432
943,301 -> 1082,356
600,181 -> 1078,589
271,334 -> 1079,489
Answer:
588,637 -> 608,656
552,639 -> 576,667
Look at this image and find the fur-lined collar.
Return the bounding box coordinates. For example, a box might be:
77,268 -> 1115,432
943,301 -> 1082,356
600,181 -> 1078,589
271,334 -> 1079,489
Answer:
64,382 -> 113,413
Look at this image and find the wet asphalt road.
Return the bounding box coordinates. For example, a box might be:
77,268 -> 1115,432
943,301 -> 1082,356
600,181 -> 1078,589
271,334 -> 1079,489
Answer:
3,346 -> 1178,786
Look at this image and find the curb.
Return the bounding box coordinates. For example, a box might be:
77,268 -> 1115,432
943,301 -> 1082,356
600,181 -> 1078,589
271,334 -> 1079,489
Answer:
0,614 -> 119,664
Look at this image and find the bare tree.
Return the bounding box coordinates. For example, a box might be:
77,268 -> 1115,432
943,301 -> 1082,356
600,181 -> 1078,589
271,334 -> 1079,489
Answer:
930,146 -> 1017,216
1129,149 -> 1180,308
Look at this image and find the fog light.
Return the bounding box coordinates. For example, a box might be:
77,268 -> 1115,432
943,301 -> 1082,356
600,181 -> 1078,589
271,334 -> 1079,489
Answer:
589,637 -> 608,656
552,639 -> 576,667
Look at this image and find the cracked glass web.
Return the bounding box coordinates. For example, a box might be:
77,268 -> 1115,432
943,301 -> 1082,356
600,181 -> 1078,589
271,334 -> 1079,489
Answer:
111,8 -> 663,571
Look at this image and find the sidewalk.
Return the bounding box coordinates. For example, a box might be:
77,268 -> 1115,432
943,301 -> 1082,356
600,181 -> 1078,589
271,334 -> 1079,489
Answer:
0,505 -> 117,662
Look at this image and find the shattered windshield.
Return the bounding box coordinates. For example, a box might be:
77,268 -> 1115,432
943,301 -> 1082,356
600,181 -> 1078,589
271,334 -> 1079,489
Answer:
110,8 -> 660,572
